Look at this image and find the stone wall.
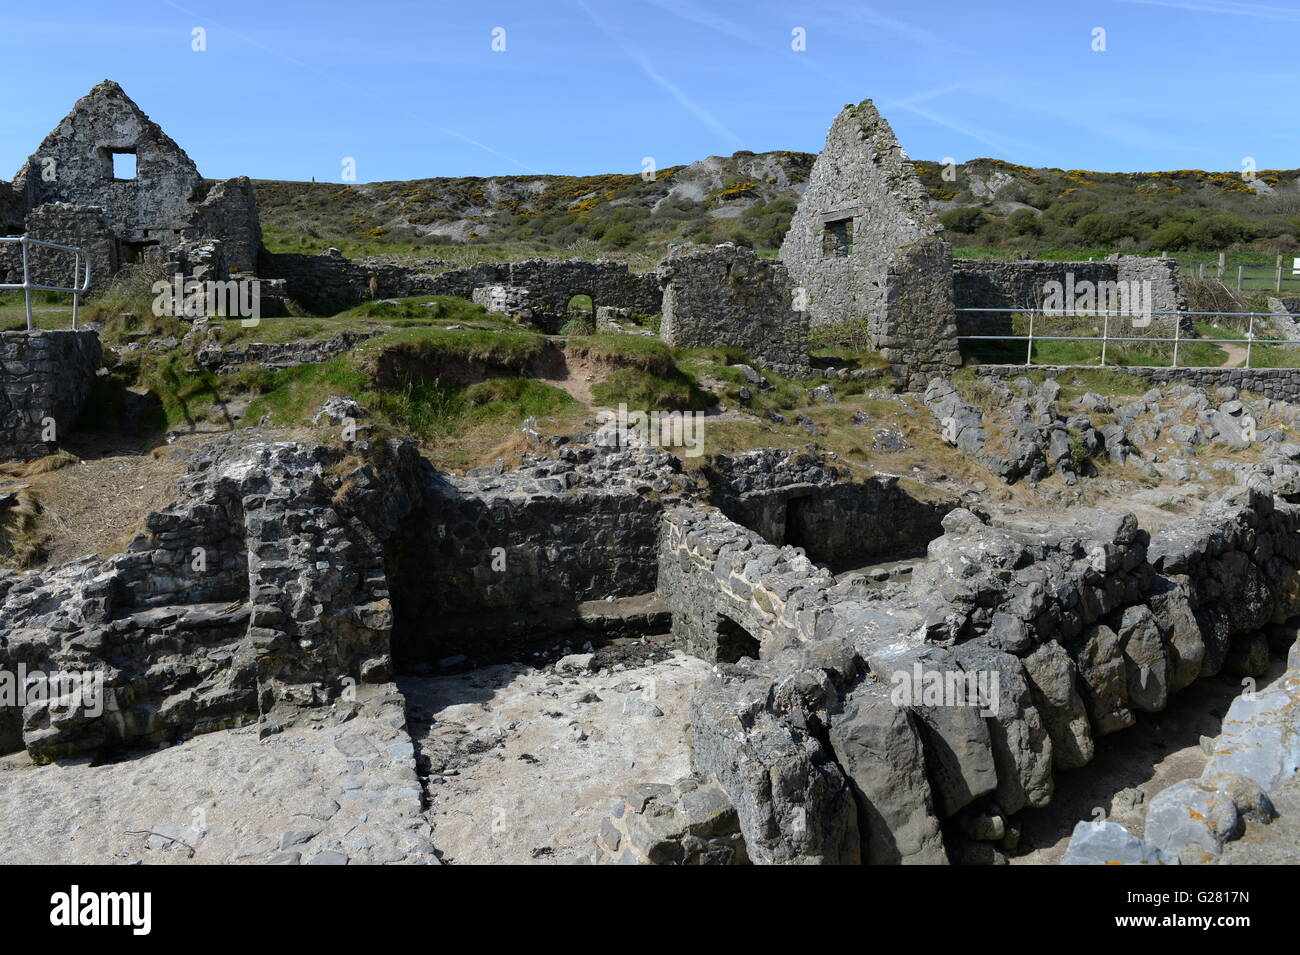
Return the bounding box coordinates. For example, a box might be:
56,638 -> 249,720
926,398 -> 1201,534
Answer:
880,237 -> 961,387
977,363 -> 1300,403
260,251 -> 661,323
658,243 -> 809,376
383,434 -> 695,665
0,436 -> 416,762
471,284 -> 531,321
0,204 -> 117,291
0,181 -> 23,234
780,100 -> 941,329
13,81 -> 200,248
0,330 -> 101,461
657,507 -> 835,663
953,255 -> 1188,338
703,448 -> 953,565
0,81 -> 261,292
183,177 -> 263,275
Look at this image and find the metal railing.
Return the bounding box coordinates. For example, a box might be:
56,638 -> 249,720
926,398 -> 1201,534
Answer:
0,236 -> 92,330
956,307 -> 1300,369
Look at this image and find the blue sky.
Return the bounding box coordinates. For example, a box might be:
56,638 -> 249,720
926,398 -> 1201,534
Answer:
1,0 -> 1297,183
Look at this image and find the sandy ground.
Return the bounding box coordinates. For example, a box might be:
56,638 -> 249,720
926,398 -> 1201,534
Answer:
401,645 -> 710,864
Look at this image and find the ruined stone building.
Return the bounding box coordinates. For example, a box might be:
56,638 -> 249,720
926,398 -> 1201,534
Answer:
780,99 -> 961,385
0,80 -> 261,288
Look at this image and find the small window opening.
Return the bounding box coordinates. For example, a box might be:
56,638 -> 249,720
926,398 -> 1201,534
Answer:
823,217 -> 853,257
110,151 -> 137,180
716,614 -> 760,663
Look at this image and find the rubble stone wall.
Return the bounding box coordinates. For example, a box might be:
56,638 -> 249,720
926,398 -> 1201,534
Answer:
0,329 -> 101,461
978,364 -> 1300,403
778,99 -> 956,383
0,204 -> 117,290
657,244 -> 809,376
183,177 -> 263,275
0,438 -> 415,762
953,256 -> 1188,337
383,439 -> 693,665
703,448 -> 953,564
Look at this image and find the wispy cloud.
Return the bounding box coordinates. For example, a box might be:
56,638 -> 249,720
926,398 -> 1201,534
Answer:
811,1 -> 942,45
157,0 -> 541,173
1117,0 -> 1300,21
577,0 -> 746,148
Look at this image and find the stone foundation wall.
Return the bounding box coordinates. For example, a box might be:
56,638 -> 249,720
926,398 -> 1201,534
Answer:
383,438 -> 693,665
703,448 -> 954,564
0,329 -> 100,461
658,244 -> 809,376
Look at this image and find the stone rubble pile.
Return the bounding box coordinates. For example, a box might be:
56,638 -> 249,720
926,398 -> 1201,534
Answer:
926,375 -> 1300,493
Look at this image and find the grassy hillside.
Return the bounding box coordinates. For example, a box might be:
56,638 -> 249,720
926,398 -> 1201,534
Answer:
252,150 -> 1300,266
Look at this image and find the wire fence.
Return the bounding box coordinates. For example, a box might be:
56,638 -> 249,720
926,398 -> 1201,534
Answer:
1181,257 -> 1300,294
0,236 -> 92,330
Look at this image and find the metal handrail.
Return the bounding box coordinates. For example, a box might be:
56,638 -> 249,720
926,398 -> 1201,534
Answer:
956,307 -> 1283,319
955,307 -> 1296,369
0,236 -> 92,331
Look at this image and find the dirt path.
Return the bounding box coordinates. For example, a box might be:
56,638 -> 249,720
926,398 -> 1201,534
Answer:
1219,342 -> 1249,368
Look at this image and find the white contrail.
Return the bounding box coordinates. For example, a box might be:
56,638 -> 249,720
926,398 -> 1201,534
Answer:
1118,0 -> 1300,22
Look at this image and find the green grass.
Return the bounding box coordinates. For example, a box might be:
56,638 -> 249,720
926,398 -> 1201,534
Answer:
565,333 -> 673,375
590,366 -> 712,411
356,325 -> 547,370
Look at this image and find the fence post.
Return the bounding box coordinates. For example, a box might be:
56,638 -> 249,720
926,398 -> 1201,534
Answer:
1238,265 -> 1244,292
1198,263 -> 1205,279
20,237 -> 32,332
1101,313 -> 1108,366
1247,315 -> 1254,368
1277,255 -> 1284,292
1172,315 -> 1180,368
1026,311 -> 1034,367
71,250 -> 80,330
1217,252 -> 1226,279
